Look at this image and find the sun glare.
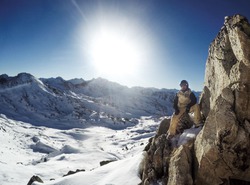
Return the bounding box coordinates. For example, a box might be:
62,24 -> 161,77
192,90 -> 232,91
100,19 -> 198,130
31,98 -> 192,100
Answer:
89,28 -> 142,76
77,6 -> 154,83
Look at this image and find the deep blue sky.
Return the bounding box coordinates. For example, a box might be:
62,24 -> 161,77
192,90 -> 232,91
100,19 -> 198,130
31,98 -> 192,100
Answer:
1,0 -> 250,90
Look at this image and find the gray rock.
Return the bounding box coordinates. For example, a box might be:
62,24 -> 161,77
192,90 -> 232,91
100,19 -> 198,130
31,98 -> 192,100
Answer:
196,14 -> 250,185
27,175 -> 43,185
139,116 -> 194,185
167,145 -> 193,185
200,14 -> 250,121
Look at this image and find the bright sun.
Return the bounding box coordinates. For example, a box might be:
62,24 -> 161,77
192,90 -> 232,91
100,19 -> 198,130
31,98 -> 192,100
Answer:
75,2 -> 155,86
89,27 -> 143,76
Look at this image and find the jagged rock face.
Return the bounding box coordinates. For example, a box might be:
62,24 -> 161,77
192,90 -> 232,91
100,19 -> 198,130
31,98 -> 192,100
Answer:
140,14 -> 250,185
195,91 -> 250,184
196,14 -> 250,184
167,145 -> 193,185
140,119 -> 172,185
140,117 -> 195,185
200,14 -> 250,119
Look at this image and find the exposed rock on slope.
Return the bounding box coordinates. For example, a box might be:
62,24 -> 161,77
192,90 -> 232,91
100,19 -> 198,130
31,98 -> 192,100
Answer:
140,117 -> 196,185
140,15 -> 250,185
196,14 -> 250,185
200,14 -> 250,118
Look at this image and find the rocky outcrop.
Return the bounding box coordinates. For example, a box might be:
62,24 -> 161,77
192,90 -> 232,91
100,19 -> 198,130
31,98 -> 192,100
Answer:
140,119 -> 171,184
200,14 -> 250,119
140,14 -> 250,185
27,175 -> 43,185
140,116 -> 195,185
196,14 -> 250,185
63,169 -> 85,177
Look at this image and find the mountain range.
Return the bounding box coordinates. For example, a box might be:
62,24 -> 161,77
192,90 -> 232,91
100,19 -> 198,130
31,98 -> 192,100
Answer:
1,14 -> 250,185
0,73 -> 183,129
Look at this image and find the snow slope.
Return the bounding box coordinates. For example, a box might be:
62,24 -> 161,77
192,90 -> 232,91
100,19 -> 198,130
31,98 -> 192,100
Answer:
0,114 -> 159,185
0,113 -> 201,185
35,154 -> 143,185
0,73 -> 202,185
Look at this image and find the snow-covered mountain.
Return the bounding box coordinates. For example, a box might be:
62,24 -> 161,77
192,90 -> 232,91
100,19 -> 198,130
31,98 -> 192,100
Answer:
0,73 -> 176,184
0,73 -> 177,129
0,73 -> 201,185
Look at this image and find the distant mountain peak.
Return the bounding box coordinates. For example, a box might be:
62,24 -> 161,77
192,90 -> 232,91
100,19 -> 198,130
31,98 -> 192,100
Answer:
68,78 -> 85,85
0,72 -> 41,87
0,73 -> 177,129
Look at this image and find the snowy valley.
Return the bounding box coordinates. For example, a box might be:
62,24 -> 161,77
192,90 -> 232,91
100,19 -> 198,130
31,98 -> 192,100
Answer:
0,114 -> 161,185
0,73 -> 180,185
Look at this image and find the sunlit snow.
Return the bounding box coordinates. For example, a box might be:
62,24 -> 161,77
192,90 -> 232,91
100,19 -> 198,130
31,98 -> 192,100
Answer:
0,74 -> 202,185
0,115 -> 158,185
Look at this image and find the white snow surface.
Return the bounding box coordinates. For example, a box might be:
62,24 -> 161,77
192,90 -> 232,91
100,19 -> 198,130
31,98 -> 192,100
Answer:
0,114 -> 202,185
35,154 -> 143,185
0,73 -> 202,185
0,114 -> 159,185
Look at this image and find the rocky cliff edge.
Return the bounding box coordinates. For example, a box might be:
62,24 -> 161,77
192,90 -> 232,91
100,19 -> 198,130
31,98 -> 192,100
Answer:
139,14 -> 250,185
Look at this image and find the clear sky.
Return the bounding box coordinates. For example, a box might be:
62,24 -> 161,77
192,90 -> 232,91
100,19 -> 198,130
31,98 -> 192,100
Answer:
1,0 -> 250,91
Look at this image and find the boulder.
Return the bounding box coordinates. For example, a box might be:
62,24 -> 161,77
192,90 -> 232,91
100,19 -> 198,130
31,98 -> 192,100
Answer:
27,175 -> 43,185
100,160 -> 116,166
167,145 -> 193,185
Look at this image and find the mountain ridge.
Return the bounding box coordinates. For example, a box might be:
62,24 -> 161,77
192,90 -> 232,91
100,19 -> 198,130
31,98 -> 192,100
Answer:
0,73 -> 183,129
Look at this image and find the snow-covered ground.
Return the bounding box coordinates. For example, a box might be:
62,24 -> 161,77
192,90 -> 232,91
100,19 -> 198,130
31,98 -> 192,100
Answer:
0,73 -> 202,185
0,113 -> 203,185
0,114 -> 161,185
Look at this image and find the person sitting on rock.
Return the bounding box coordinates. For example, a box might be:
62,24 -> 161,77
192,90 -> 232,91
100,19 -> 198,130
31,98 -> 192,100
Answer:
167,80 -> 202,139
